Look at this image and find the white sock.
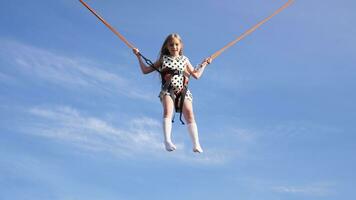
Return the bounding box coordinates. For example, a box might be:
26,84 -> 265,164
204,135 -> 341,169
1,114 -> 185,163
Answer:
163,118 -> 176,151
187,122 -> 203,153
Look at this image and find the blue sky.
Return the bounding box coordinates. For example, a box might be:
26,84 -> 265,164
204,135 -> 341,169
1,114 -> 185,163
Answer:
1,0 -> 355,199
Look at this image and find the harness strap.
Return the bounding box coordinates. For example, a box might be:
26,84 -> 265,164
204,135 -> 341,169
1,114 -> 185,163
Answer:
160,69 -> 188,124
138,52 -> 161,73
178,86 -> 188,125
172,75 -> 188,125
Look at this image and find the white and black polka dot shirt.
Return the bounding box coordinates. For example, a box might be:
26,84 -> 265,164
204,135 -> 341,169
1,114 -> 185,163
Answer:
161,55 -> 189,93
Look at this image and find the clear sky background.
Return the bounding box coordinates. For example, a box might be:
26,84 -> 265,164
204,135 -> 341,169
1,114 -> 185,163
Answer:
1,0 -> 355,199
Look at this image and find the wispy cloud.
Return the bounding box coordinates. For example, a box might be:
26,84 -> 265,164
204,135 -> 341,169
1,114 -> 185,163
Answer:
24,105 -> 228,164
0,71 -> 18,85
28,105 -> 161,156
230,127 -> 257,143
272,182 -> 335,196
262,120 -> 341,139
0,39 -> 152,101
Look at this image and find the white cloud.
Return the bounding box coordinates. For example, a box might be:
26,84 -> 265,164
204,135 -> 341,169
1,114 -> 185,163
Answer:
25,105 -> 229,164
0,39 -> 153,101
263,121 -> 341,139
231,127 -> 256,143
272,182 -> 335,196
28,106 -> 159,155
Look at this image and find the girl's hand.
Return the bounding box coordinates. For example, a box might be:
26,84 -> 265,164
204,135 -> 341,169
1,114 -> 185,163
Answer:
202,57 -> 213,66
132,48 -> 140,57
205,57 -> 213,64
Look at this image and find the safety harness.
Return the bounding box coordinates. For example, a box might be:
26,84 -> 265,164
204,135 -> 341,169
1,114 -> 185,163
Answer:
160,68 -> 189,124
140,54 -> 189,124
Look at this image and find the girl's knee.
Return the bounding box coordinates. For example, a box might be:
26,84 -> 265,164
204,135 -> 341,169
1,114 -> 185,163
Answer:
184,111 -> 195,123
163,107 -> 174,119
163,113 -> 172,119
162,97 -> 174,118
163,108 -> 172,118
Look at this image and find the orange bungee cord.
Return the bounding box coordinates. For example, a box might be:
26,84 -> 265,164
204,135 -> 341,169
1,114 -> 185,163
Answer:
80,0 -> 294,64
79,0 -> 135,49
79,0 -> 158,71
79,0 -> 293,62
209,0 -> 294,60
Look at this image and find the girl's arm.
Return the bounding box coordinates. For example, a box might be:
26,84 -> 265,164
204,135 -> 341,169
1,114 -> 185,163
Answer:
133,48 -> 160,74
186,57 -> 212,79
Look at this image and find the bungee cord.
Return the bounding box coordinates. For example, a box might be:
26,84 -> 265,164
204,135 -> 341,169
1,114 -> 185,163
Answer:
209,0 -> 294,60
79,0 -> 160,72
79,0 -> 293,63
79,0 -> 135,49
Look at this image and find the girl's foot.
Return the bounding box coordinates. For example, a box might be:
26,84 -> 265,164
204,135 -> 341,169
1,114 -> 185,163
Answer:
193,145 -> 203,153
187,123 -> 203,153
164,141 -> 176,152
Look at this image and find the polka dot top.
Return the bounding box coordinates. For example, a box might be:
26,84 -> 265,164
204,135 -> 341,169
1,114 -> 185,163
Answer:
161,55 -> 188,71
161,55 -> 189,93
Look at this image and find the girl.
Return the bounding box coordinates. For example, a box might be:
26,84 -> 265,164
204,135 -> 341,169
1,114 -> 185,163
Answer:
133,33 -> 212,153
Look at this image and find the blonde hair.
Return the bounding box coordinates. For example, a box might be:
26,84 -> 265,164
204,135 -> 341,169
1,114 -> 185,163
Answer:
159,33 -> 184,61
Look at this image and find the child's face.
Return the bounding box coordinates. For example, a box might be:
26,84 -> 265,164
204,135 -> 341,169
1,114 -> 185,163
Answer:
167,38 -> 181,56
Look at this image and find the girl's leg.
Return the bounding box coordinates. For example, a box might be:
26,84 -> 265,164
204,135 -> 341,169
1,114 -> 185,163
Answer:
182,100 -> 203,153
162,95 -> 176,151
